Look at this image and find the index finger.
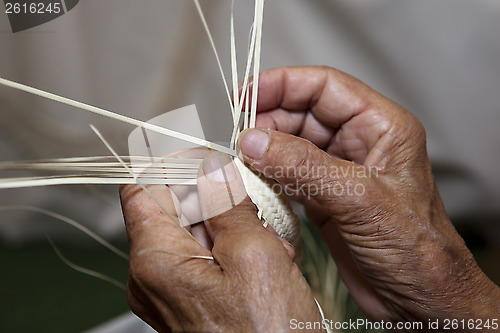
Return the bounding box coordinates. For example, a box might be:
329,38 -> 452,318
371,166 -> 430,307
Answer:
255,66 -> 374,130
250,66 -> 425,168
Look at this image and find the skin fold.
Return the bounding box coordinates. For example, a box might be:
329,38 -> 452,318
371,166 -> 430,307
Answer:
120,66 -> 500,332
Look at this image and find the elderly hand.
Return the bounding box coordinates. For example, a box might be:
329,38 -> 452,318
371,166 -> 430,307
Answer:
238,66 -> 500,331
120,151 -> 323,333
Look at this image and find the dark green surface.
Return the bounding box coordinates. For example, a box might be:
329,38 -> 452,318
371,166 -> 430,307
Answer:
0,242 -> 130,333
1,220 -> 497,333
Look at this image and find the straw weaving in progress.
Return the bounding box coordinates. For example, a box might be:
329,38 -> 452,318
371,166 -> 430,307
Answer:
0,0 -> 302,253
235,158 -> 302,253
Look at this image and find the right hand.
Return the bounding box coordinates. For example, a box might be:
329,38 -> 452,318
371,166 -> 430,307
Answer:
238,66 -> 500,331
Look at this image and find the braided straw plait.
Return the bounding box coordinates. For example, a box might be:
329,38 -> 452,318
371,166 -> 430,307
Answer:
234,158 -> 302,257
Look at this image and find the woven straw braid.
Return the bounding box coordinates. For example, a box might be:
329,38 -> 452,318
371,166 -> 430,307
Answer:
234,158 -> 302,255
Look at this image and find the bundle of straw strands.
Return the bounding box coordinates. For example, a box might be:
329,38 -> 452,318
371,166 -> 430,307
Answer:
0,1 -> 382,331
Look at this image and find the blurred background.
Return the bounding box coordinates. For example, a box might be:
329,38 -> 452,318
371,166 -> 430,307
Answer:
1,0 -> 499,332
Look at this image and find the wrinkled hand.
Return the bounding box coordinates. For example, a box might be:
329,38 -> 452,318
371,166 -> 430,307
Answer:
120,151 -> 322,333
238,66 -> 500,331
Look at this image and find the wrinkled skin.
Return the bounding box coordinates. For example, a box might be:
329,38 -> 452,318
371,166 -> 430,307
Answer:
120,66 -> 500,332
120,151 -> 317,333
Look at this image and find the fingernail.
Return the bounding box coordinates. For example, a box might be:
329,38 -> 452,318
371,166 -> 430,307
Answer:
238,129 -> 269,160
278,236 -> 296,260
202,152 -> 236,182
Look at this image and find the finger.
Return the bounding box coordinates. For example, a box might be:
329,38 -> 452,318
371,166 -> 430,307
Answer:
166,147 -> 211,226
265,223 -> 296,261
198,153 -> 248,220
251,66 -> 427,168
277,236 -> 296,261
120,184 -> 213,282
190,222 -> 213,250
237,129 -> 377,221
197,152 -> 295,273
254,66 -> 377,129
303,198 -> 330,226
255,109 -> 335,151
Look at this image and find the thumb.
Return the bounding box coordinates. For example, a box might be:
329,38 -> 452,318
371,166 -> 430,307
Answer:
197,151 -> 248,223
237,129 -> 378,220
197,152 -> 295,269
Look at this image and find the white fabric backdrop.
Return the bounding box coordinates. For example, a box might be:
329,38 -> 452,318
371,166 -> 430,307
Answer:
1,0 -> 499,329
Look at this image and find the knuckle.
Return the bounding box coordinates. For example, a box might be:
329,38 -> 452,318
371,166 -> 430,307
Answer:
119,184 -> 143,208
402,110 -> 426,142
414,233 -> 476,301
233,239 -> 270,268
206,196 -> 260,229
412,117 -> 427,144
217,230 -> 273,266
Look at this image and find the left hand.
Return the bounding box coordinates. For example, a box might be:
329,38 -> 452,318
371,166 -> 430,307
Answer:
120,152 -> 323,332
